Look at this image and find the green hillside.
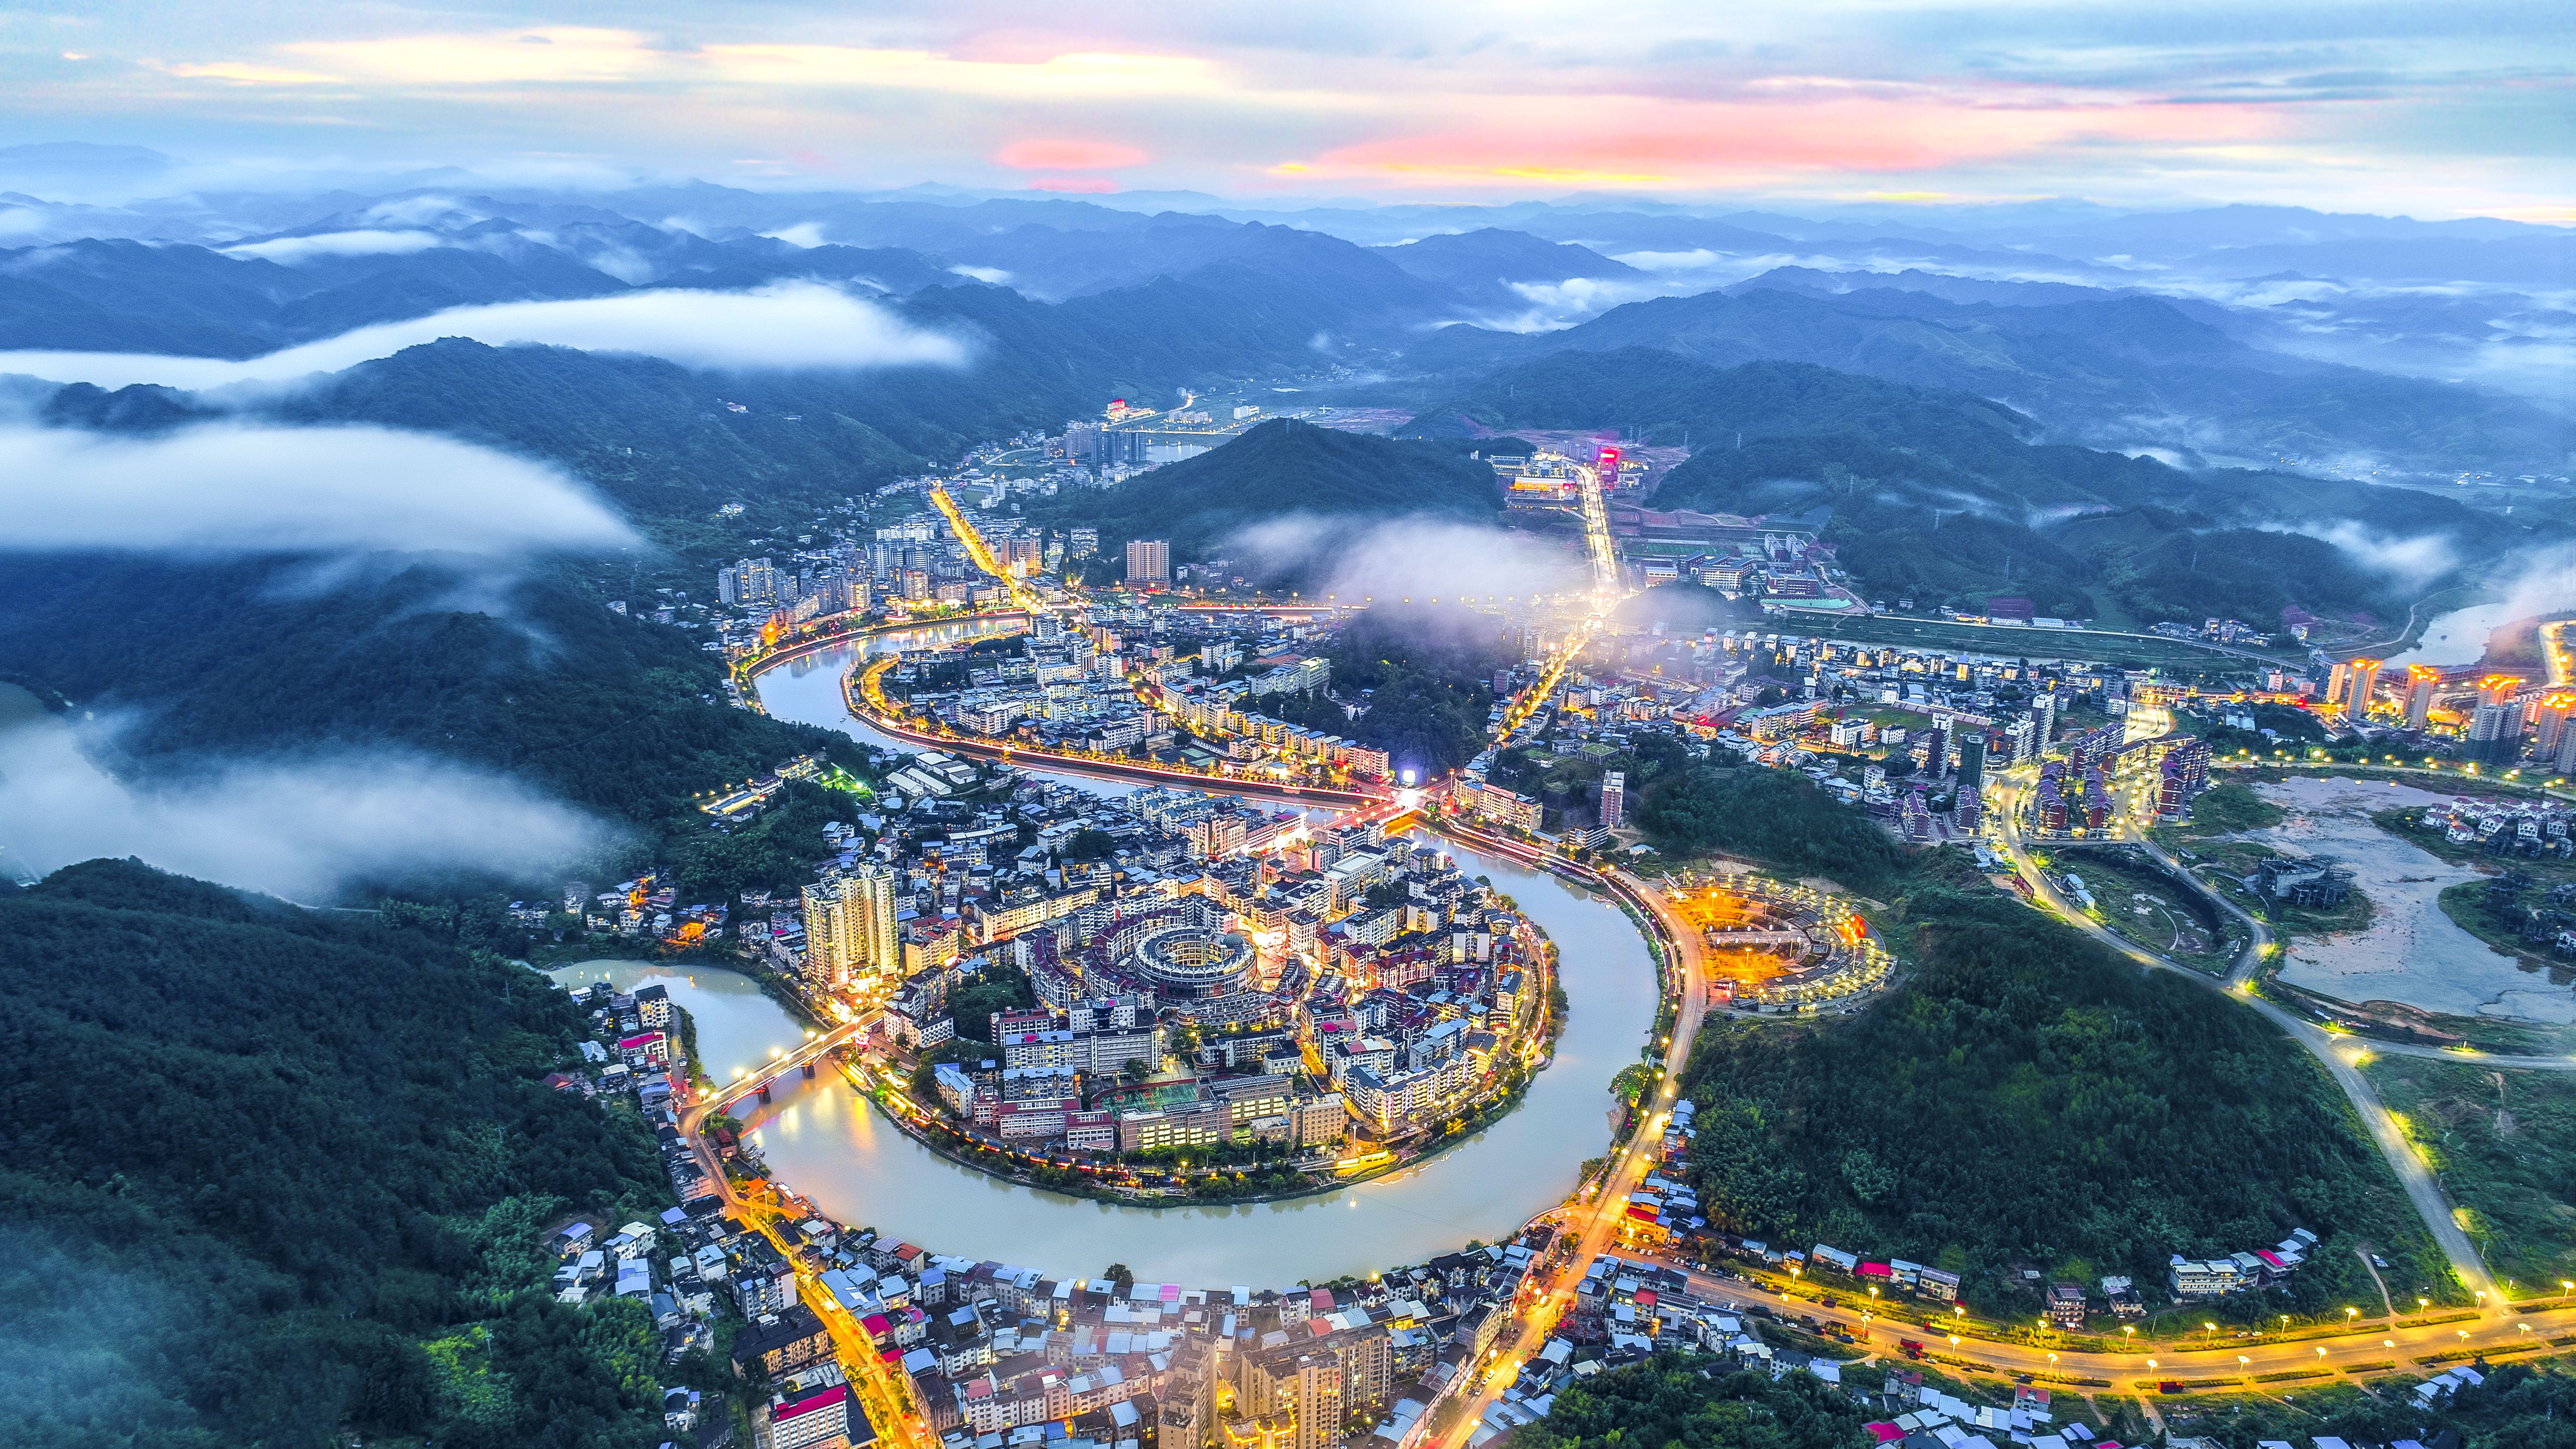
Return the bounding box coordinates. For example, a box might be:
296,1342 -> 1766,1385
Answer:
1,859 -> 673,1448
1677,877 -> 2454,1314
1035,417 -> 1502,560
0,555 -> 855,890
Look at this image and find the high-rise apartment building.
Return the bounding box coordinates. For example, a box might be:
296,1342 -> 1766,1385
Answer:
2030,691 -> 2058,751
2465,701 -> 2524,764
1068,527 -> 1099,558
1236,1325 -> 1389,1449
2346,658 -> 2384,715
722,557 -> 781,609
800,884 -> 844,993
1598,771 -> 1625,830
2404,665 -> 2441,732
1126,538 -> 1171,585
800,864 -> 898,993
840,864 -> 900,983
2534,692 -> 2576,759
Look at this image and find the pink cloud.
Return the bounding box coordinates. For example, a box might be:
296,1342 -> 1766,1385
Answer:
996,138 -> 1147,170
1279,89 -> 2286,188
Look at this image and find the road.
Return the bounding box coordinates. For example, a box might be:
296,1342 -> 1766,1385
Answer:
1990,772 -> 2508,1307
844,654 -> 1390,809
675,1017 -> 932,1449
1632,1256 -> 2576,1386
1433,865 -> 1708,1446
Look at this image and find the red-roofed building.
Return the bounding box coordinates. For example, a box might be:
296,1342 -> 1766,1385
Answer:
617,1031 -> 670,1064
769,1382 -> 866,1449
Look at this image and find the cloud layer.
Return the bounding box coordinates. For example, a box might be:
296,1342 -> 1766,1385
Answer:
11,8 -> 2565,215
0,707 -> 616,902
0,423 -> 637,555
0,280 -> 971,389
1231,515 -> 1586,603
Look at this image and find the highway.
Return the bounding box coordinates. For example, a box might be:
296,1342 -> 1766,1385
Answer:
1623,1255 -> 2576,1390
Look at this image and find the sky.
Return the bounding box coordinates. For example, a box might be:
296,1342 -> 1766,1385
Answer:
0,2 -> 2568,219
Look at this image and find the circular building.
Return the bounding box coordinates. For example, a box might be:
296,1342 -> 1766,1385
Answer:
1124,920 -> 1258,1002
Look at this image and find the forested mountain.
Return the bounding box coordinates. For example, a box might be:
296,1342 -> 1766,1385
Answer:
1276,603 -> 1515,776
1672,865 -> 2453,1313
2,859 -> 674,1448
1405,348 -> 2515,621
1402,282 -> 2573,474
1373,228 -> 1643,318
0,554 -> 851,876
1033,418 -> 1502,560
0,231 -> 950,356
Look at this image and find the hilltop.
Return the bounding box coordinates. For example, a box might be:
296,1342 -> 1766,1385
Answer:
1039,417 -> 1503,563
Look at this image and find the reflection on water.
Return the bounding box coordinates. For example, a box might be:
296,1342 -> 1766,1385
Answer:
554,851 -> 1652,1286
2384,601 -> 2522,670
557,643 -> 1661,1285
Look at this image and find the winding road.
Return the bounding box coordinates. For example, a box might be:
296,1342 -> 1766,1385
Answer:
1989,767 -> 2553,1312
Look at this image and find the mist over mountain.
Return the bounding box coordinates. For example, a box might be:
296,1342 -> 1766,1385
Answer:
1403,283 -> 2573,474
2,173 -> 2567,874
5,181 -> 2561,479
1406,347 -> 2528,624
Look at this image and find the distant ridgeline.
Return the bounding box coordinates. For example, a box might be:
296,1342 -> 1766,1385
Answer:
1403,348 -> 2523,624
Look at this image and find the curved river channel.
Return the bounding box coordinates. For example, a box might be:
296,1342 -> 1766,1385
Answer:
554,628 -> 1659,1286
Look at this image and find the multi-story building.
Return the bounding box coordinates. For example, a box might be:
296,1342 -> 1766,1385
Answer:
2405,665 -> 2442,731
803,865 -> 902,992
723,557 -> 782,609
732,1304 -> 835,1380
1160,1335 -> 1218,1449
2466,698 -> 2525,764
1126,539 -> 1171,585
761,1381 -> 863,1449
1117,1098 -> 1231,1153
1236,1322 -> 1392,1449
2534,692 -> 2576,760
1598,771 -> 1625,830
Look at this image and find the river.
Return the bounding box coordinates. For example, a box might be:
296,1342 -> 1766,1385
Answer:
2384,600 -> 2530,670
548,635 -> 1662,1288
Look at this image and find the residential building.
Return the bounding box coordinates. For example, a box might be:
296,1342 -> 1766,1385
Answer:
2405,665 -> 2441,731
733,1304 -> 835,1380
1127,539 -> 1171,585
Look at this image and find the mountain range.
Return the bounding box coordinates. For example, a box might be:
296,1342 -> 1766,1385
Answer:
3,182 -> 2563,478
